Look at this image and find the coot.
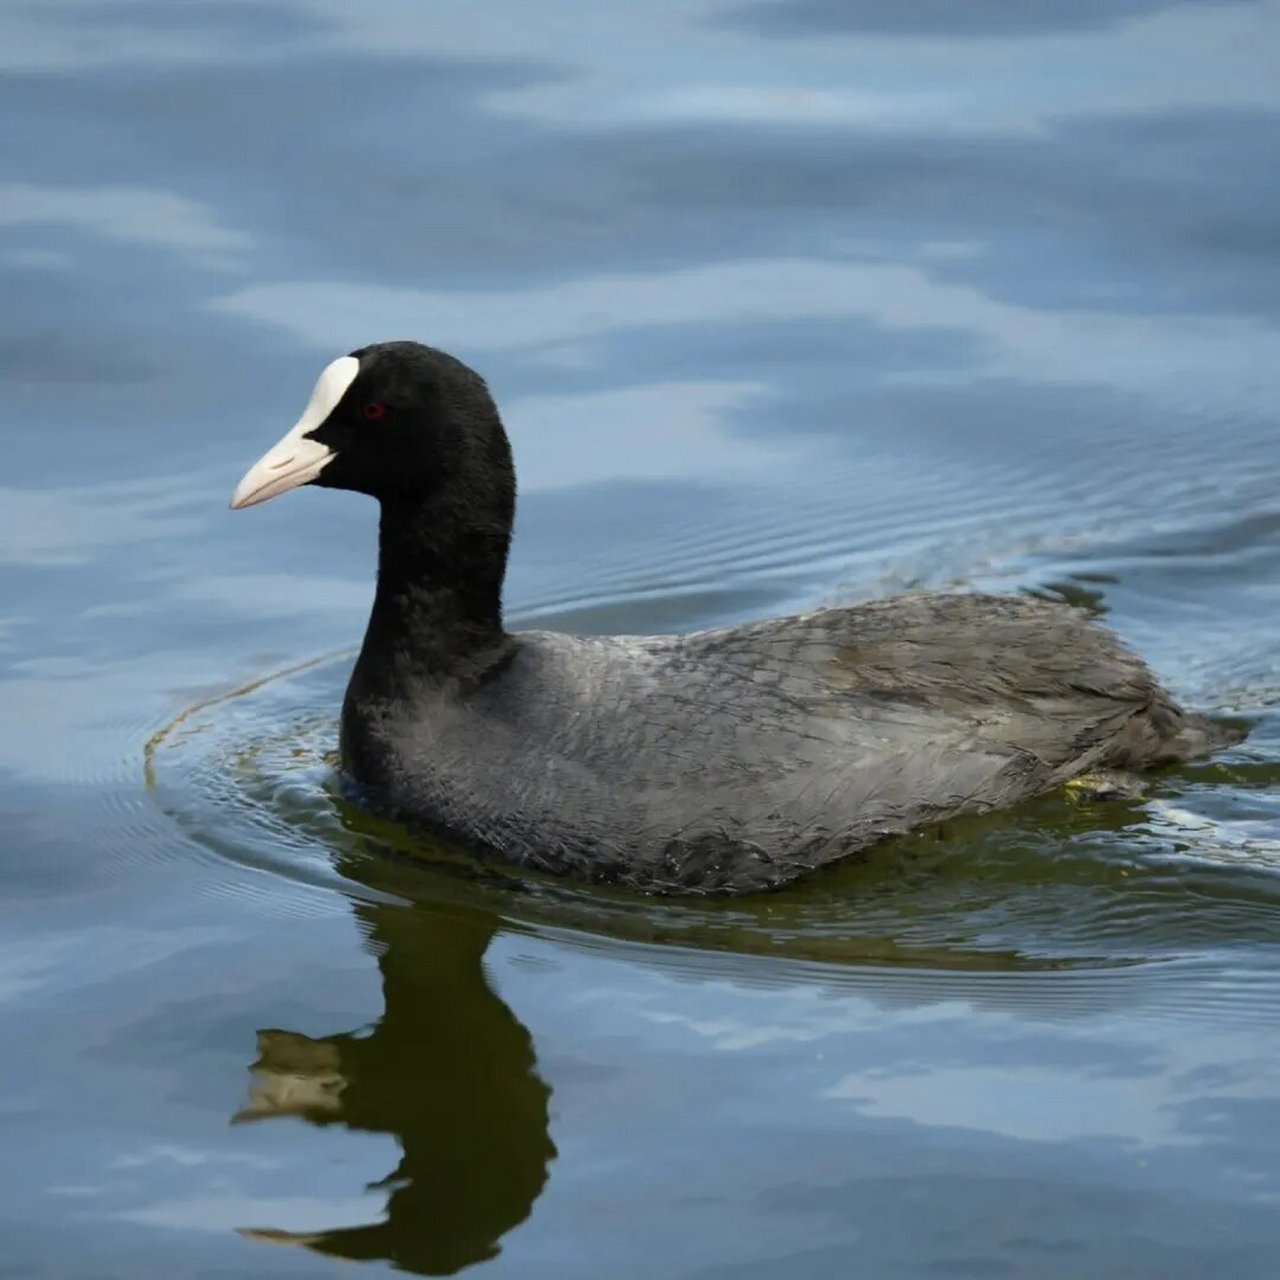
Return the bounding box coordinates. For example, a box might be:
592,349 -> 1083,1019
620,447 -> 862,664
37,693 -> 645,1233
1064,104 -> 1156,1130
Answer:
231,341 -> 1239,894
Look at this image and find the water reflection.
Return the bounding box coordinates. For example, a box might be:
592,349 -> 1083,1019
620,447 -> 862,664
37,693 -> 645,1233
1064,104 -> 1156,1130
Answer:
727,0 -> 1250,37
235,855 -> 555,1275
3,0 -> 1279,1273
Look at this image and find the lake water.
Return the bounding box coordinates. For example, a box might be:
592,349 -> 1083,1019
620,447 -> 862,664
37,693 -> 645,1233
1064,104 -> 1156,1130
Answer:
3,2 -> 1280,1276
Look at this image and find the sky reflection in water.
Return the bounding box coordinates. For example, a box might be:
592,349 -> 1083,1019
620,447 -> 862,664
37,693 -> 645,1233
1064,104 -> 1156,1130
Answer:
0,0 -> 1279,1276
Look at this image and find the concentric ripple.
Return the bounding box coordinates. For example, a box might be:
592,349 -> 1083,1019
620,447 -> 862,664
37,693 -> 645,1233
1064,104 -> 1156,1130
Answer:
147,645 -> 1280,1021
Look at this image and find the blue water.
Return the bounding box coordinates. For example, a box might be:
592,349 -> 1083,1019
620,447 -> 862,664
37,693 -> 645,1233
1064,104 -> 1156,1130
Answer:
2,2 -> 1279,1276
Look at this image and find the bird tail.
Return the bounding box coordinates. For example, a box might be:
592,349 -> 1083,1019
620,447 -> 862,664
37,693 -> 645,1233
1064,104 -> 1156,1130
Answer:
1123,697 -> 1247,768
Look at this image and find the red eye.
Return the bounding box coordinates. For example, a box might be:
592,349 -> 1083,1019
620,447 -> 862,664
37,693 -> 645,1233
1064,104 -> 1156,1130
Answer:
364,402 -> 387,421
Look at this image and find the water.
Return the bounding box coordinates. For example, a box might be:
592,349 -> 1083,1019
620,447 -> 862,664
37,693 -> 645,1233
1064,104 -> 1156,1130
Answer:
3,2 -> 1280,1276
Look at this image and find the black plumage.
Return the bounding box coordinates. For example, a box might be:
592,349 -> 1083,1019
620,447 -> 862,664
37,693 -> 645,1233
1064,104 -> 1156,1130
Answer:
234,341 -> 1241,894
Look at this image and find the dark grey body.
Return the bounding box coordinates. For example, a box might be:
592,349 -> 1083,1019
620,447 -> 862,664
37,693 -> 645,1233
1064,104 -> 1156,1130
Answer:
235,342 -> 1237,896
341,592 -> 1229,894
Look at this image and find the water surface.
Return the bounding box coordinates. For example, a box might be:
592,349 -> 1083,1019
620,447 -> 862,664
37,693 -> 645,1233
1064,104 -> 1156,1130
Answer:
2,1 -> 1280,1276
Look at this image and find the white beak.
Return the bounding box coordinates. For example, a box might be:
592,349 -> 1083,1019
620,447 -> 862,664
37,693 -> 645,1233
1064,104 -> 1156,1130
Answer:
230,355 -> 359,510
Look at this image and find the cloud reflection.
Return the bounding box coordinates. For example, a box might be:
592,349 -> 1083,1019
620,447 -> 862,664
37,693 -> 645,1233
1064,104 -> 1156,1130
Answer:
214,256 -> 1280,400
727,0 -> 1256,38
0,183 -> 248,266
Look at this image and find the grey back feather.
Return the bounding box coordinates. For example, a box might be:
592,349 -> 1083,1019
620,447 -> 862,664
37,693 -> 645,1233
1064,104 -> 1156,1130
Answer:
346,593 -> 1227,893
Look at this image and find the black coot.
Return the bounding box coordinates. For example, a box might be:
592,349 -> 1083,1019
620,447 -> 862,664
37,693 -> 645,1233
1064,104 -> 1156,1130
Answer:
231,341 -> 1240,894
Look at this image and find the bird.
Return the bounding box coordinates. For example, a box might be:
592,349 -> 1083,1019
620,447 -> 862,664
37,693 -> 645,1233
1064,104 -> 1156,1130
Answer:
231,341 -> 1241,895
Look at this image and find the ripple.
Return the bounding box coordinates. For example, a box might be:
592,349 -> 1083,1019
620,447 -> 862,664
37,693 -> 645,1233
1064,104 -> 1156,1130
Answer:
510,406 -> 1280,648
147,648 -> 1280,1025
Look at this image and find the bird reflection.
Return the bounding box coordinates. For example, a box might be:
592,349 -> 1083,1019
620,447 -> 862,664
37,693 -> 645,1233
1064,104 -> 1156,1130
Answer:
234,849 -> 556,1275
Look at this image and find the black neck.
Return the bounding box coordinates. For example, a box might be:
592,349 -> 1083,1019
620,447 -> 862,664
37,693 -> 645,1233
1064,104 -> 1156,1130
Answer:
346,492 -> 513,705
